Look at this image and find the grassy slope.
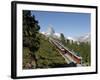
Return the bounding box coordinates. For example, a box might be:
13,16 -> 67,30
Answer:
23,34 -> 66,69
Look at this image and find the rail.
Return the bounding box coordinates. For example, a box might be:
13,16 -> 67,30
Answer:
49,38 -> 82,65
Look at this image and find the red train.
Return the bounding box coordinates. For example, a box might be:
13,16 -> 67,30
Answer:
60,48 -> 82,64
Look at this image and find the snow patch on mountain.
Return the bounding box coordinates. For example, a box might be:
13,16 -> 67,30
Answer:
54,33 -> 60,37
67,37 -> 77,42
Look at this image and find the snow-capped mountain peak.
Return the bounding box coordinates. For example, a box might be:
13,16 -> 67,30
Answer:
76,33 -> 90,42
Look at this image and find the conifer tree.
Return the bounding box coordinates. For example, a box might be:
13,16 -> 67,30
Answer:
23,10 -> 40,56
60,33 -> 66,46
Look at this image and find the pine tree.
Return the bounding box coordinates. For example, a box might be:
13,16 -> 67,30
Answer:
23,10 -> 40,68
60,33 -> 66,46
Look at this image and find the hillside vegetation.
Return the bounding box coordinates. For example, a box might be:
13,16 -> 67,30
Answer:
23,34 -> 66,69
67,42 -> 90,66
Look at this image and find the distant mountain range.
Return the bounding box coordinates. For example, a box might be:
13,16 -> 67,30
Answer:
40,26 -> 90,43
75,33 -> 90,43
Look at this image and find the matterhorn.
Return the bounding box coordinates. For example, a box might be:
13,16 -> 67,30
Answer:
46,25 -> 55,36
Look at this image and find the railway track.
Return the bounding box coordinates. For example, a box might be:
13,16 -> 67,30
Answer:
49,38 -> 82,66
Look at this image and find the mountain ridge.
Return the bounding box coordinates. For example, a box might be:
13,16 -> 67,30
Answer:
40,27 -> 90,43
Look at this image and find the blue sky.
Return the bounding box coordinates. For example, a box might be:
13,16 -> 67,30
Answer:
31,11 -> 90,37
